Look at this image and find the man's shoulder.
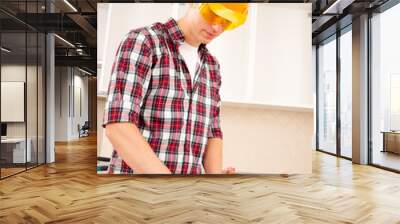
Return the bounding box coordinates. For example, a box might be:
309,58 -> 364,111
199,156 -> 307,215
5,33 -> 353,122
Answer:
125,22 -> 167,44
200,47 -> 221,82
202,48 -> 220,71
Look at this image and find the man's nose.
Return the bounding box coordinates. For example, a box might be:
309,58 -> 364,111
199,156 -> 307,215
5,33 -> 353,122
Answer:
211,24 -> 224,34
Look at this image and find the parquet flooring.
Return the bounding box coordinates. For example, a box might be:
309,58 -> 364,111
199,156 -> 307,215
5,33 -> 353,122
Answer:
1,167 -> 26,178
1,135 -> 400,223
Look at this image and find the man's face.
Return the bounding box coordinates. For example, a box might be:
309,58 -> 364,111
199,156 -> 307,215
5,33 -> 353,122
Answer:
189,5 -> 228,44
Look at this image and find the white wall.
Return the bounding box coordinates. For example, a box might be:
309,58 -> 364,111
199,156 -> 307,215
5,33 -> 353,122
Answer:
97,3 -> 313,110
55,67 -> 89,141
209,4 -> 313,108
71,73 -> 89,138
55,67 -> 69,141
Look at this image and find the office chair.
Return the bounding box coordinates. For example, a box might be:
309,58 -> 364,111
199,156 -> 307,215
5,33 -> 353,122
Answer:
79,121 -> 90,138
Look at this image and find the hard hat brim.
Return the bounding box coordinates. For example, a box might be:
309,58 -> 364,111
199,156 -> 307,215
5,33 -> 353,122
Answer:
208,3 -> 247,30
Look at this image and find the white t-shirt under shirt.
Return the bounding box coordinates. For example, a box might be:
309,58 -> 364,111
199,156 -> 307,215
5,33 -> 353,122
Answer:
179,41 -> 199,84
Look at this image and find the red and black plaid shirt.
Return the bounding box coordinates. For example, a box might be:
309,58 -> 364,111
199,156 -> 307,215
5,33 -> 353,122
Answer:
103,18 -> 223,174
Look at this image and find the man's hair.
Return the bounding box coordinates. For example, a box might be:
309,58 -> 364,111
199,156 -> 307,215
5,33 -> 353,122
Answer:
189,3 -> 199,7
184,3 -> 199,16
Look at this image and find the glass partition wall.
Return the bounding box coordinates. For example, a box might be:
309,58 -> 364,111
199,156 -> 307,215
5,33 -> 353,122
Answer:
316,26 -> 353,159
317,35 -> 337,155
316,0 -> 400,173
0,1 -> 46,179
339,27 -> 352,159
370,3 -> 400,172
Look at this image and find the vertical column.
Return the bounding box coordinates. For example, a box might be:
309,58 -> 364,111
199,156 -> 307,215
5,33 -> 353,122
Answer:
315,45 -> 320,150
46,0 -> 55,163
352,14 -> 369,164
314,45 -> 318,150
336,29 -> 341,156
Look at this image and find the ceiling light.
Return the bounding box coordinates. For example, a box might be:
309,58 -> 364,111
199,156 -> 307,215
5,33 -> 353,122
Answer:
54,34 -> 75,48
1,47 -> 11,53
78,67 -> 92,76
322,0 -> 354,15
63,0 -> 78,12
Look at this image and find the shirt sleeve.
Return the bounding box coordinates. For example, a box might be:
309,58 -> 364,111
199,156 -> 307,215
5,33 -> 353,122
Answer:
103,31 -> 153,127
208,64 -> 223,139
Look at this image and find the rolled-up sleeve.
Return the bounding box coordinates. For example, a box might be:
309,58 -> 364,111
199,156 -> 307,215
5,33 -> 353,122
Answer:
103,31 -> 152,127
208,101 -> 223,139
208,66 -> 223,139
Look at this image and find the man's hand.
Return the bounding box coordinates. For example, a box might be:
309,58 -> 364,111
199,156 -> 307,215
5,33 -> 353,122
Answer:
223,167 -> 236,174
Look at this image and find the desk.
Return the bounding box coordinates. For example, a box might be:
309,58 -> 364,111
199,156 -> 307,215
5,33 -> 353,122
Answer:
382,131 -> 400,154
1,138 -> 31,163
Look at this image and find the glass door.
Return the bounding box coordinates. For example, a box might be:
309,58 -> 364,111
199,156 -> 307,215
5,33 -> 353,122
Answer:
339,27 -> 352,158
317,35 -> 337,155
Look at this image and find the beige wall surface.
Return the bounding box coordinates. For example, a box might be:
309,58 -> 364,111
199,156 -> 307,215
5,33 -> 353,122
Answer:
98,97 -> 313,174
220,105 -> 313,174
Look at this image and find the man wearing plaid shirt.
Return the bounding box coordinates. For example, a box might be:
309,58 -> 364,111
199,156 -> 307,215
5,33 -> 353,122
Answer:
103,3 -> 248,174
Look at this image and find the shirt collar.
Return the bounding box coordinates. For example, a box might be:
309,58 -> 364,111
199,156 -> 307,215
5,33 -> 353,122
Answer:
165,18 -> 209,55
165,18 -> 185,46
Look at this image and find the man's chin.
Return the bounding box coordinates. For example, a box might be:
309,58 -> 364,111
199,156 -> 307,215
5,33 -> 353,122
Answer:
201,38 -> 212,44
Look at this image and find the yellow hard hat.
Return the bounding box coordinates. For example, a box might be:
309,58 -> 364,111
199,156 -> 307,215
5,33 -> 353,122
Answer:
199,3 -> 248,30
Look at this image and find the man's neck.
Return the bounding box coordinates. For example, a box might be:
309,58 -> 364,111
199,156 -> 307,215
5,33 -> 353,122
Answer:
177,18 -> 201,48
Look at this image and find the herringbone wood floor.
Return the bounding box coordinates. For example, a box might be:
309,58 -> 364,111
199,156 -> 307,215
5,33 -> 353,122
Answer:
1,135 -> 400,224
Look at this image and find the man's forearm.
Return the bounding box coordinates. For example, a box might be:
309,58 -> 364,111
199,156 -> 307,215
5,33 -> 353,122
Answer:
203,138 -> 223,174
105,123 -> 171,174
